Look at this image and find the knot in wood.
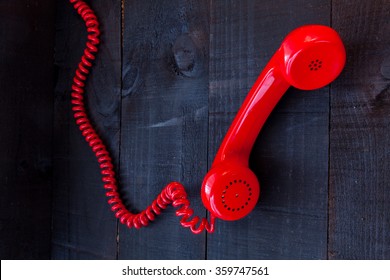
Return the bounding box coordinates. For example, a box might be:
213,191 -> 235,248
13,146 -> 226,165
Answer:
173,34 -> 199,77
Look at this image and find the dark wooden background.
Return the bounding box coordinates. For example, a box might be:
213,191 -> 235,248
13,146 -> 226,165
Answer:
1,0 -> 389,259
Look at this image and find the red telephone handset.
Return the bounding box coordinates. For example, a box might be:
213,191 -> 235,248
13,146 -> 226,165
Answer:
201,25 -> 346,221
70,0 -> 345,233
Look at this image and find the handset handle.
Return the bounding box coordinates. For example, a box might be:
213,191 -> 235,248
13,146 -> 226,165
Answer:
213,52 -> 290,168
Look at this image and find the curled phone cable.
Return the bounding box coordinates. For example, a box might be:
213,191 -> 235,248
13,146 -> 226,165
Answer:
69,0 -> 215,234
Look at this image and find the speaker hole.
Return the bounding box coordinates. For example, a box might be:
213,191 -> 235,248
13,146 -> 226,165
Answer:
309,59 -> 323,71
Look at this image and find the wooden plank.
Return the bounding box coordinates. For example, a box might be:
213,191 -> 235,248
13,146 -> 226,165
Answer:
329,0 -> 390,259
207,0 -> 331,259
119,0 -> 209,259
51,0 -> 121,259
0,1 -> 55,259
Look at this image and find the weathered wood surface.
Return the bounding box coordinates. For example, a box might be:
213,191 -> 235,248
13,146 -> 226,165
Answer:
329,0 -> 390,259
118,0 -> 210,259
1,0 -> 389,260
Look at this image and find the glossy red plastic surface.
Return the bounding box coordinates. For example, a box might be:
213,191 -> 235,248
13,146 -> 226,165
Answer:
202,25 -> 346,221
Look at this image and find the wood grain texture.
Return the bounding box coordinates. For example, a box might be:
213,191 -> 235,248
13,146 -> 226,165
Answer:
0,1 -> 55,259
329,0 -> 390,259
51,0 -> 121,259
207,0 -> 331,259
3,0 -> 387,260
118,0 -> 210,259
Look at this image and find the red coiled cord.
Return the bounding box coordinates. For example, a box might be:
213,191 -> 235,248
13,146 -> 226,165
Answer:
69,0 -> 215,234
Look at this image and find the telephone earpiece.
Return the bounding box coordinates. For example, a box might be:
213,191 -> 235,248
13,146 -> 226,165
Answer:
201,25 -> 346,221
